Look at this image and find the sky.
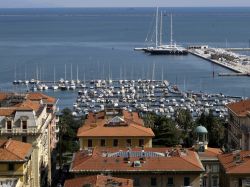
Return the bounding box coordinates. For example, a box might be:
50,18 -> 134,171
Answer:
0,0 -> 250,8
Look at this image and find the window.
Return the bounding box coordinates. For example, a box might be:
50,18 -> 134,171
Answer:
113,139 -> 118,147
8,163 -> 14,171
126,139 -> 131,147
139,139 -> 144,147
22,121 -> 27,130
133,177 -> 140,186
100,139 -> 106,147
167,177 -> 174,186
212,165 -> 219,173
7,121 -> 12,131
151,177 -> 157,186
22,136 -> 27,143
212,177 -> 218,187
184,177 -> 190,186
87,139 -> 92,147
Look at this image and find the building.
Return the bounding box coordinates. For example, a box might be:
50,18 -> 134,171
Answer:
218,150 -> 250,187
69,147 -> 204,187
0,139 -> 33,187
77,109 -> 155,149
193,125 -> 222,187
226,99 -> 250,150
64,175 -> 133,187
0,92 -> 59,187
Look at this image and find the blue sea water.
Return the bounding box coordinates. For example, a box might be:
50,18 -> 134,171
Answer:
0,7 -> 249,109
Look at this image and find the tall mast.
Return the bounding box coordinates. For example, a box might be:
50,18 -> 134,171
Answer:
36,65 -> 38,81
64,64 -> 67,81
170,13 -> 173,46
76,64 -> 79,81
14,64 -> 17,81
160,11 -> 163,46
53,66 -> 56,84
71,64 -> 73,81
155,7 -> 159,48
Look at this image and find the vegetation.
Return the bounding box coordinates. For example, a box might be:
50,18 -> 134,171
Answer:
57,108 -> 84,167
143,109 -> 225,148
195,111 -> 225,147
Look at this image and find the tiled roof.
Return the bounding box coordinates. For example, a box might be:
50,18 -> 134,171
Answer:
27,92 -> 56,103
14,99 -> 41,112
77,110 -> 154,137
70,147 -> 204,173
218,151 -> 250,174
226,99 -> 250,117
0,108 -> 16,116
64,175 -> 133,187
0,92 -> 56,117
192,147 -> 222,160
0,139 -> 32,161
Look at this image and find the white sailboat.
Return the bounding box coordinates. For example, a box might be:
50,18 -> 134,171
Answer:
136,8 -> 188,55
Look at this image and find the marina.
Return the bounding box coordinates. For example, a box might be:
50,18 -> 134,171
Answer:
11,78 -> 243,118
71,79 -> 242,118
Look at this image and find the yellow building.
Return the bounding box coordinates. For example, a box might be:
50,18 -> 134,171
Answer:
0,92 -> 59,187
0,139 -> 33,187
226,99 -> 250,150
77,110 -> 155,149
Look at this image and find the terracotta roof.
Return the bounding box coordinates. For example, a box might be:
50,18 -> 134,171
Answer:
77,111 -> 154,137
26,92 -> 56,104
70,147 -> 204,173
0,108 -> 16,116
64,175 -> 133,187
218,151 -> 250,174
14,99 -> 41,112
0,93 -> 9,101
192,147 -> 222,160
226,99 -> 250,117
0,139 -> 32,162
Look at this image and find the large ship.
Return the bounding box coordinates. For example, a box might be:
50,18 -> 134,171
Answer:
135,8 -> 188,55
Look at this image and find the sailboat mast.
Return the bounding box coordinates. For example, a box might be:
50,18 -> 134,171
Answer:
53,66 -> 56,84
155,7 -> 159,48
71,64 -> 73,81
160,11 -> 163,46
77,64 -> 79,81
64,64 -> 67,81
170,13 -> 173,46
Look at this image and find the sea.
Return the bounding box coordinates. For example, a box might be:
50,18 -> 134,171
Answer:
0,7 -> 249,110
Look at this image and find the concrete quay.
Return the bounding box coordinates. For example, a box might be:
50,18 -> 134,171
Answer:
188,49 -> 250,76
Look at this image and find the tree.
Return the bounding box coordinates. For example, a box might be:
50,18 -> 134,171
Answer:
57,108 -> 84,168
196,111 -> 225,147
175,109 -> 195,147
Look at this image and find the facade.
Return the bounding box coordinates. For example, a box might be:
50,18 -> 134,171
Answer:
77,109 -> 155,149
226,99 -> 250,150
0,139 -> 33,187
64,175 -> 133,187
218,150 -> 250,187
0,92 -> 59,187
193,125 -> 221,187
69,147 -> 204,187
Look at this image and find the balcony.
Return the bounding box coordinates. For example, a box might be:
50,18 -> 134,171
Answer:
0,128 -> 39,135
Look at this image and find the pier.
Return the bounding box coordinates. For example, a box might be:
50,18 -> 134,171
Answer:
225,48 -> 250,51
188,48 -> 250,76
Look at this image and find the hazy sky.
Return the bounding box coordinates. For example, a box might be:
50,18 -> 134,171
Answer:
0,0 -> 250,8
